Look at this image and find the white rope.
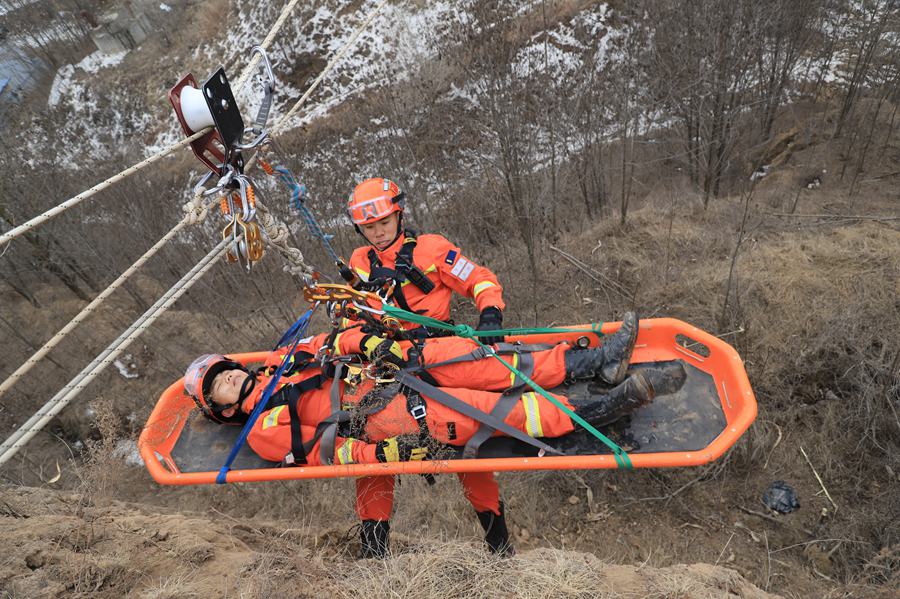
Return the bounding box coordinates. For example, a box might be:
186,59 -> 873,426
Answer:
0,131 -> 205,245
241,0 -> 390,273
233,0 -> 305,93
0,218 -> 190,400
0,238 -> 230,467
0,0 -> 308,396
253,196 -> 313,276
275,0 -> 389,133
0,0 -> 306,246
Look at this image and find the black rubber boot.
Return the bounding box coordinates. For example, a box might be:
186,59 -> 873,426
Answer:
564,312 -> 638,385
476,502 -> 515,557
360,519 -> 390,559
572,366 -> 686,427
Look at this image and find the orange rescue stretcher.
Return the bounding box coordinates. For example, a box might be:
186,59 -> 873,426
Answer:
139,318 -> 757,485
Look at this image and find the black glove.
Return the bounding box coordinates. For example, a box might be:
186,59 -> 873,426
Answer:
476,306 -> 504,345
375,435 -> 429,462
357,276 -> 391,293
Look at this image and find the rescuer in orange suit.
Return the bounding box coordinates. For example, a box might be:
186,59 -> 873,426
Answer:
344,177 -> 510,556
183,324 -> 682,557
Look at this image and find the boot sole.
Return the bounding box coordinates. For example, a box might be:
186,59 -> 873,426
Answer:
608,314 -> 639,385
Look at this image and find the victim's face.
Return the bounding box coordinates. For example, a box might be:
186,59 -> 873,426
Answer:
209,369 -> 250,416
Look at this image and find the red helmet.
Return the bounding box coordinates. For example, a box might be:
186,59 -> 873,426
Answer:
347,178 -> 405,225
184,354 -> 253,425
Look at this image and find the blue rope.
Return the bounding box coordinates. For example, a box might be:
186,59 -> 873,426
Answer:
271,165 -> 342,265
273,309 -> 313,349
216,308 -> 314,484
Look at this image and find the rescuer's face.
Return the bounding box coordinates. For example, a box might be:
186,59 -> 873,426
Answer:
209,369 -> 250,415
360,212 -> 400,250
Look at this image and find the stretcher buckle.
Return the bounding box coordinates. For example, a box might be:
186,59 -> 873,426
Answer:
409,404 -> 427,421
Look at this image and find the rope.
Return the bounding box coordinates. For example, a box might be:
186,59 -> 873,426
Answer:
261,160 -> 342,265
0,0 -> 313,397
0,238 -> 230,466
384,306 -> 605,339
0,132 -> 204,245
216,307 -> 314,483
275,0 -> 389,131
0,0 -> 387,460
381,305 -> 632,468
0,0 -> 306,245
233,0 -> 304,93
254,195 -> 313,276
0,218 -> 190,400
232,0 -> 392,275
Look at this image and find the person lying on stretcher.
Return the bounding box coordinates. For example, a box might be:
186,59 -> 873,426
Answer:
184,313 -> 685,468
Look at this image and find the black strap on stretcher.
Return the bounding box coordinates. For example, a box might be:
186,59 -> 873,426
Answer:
406,342 -> 556,374
395,370 -> 564,457
461,352 -> 536,458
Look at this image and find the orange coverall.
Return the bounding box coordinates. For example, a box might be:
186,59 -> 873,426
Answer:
253,335 -> 570,520
349,232 -> 506,322
348,231 -> 509,518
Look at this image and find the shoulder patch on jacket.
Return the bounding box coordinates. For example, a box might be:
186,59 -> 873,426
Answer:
450,257 -> 475,281
444,249 -> 458,265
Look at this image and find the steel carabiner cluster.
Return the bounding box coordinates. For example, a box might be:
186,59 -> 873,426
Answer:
170,47 -> 280,273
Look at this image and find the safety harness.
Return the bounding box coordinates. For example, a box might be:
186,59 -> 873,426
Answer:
366,230 -> 435,314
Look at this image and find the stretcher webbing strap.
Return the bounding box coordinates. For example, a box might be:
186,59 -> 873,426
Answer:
410,342 -> 556,373
462,353 -> 534,459
395,371 -> 563,457
383,306 -> 632,469
319,363 -> 345,466
216,308 -> 314,483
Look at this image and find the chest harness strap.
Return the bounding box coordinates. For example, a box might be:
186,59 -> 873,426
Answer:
367,230 -> 435,314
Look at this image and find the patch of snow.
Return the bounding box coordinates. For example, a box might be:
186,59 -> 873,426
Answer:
0,0 -> 41,17
77,50 -> 128,74
113,440 -> 144,466
159,3 -> 172,12
113,356 -> 139,379
47,64 -> 75,108
750,165 -> 770,181
47,50 -> 127,108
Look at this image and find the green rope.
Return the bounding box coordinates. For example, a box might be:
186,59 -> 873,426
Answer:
383,305 -> 633,469
382,306 -> 605,339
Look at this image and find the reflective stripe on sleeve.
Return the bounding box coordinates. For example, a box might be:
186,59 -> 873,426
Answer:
262,405 -> 286,430
509,353 -> 519,386
473,281 -> 496,297
354,267 -> 370,280
337,438 -> 356,465
522,392 -> 543,437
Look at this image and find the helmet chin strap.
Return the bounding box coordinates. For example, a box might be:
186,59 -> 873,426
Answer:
234,372 -> 257,414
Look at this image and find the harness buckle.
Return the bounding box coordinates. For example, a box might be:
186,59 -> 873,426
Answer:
409,403 -> 427,421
